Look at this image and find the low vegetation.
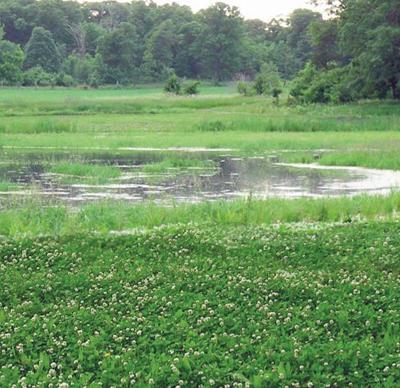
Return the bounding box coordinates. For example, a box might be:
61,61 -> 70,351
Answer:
1,192 -> 399,237
1,222 -> 399,387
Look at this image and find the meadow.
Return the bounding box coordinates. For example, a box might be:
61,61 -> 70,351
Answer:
0,86 -> 400,387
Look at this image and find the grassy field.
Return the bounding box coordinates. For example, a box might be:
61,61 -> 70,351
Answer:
0,87 -> 400,387
1,87 -> 400,170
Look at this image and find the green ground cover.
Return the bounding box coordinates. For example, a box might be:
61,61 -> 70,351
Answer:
0,222 -> 399,387
1,193 -> 399,237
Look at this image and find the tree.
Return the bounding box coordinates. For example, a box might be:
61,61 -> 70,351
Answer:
83,23 -> 106,56
285,9 -> 323,74
24,26 -> 61,73
314,0 -> 400,99
198,2 -> 244,82
253,62 -> 282,95
140,50 -> 161,82
174,21 -> 204,78
98,22 -> 140,84
67,22 -> 86,58
309,19 -> 342,69
148,19 -> 176,69
0,39 -> 25,84
164,74 -> 182,95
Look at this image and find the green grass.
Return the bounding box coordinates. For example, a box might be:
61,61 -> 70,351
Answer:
50,163 -> 122,184
0,119 -> 77,134
141,158 -> 218,173
1,193 -> 399,237
0,221 -> 399,387
0,87 -> 399,171
0,180 -> 20,192
3,130 -> 400,150
279,148 -> 400,170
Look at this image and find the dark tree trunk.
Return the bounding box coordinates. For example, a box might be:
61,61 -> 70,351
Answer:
390,77 -> 400,99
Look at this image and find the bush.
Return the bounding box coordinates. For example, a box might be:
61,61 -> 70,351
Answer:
290,63 -> 356,104
272,87 -> 283,99
253,74 -> 264,95
164,75 -> 182,95
253,62 -> 282,95
237,80 -> 252,96
183,81 -> 200,95
23,66 -> 55,87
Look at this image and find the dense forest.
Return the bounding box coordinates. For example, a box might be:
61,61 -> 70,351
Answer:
0,0 -> 399,102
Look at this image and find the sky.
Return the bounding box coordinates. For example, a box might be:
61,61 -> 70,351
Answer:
155,1 -> 327,21
81,1 -> 327,23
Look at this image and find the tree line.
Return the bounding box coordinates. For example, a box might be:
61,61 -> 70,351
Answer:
0,0 -> 399,102
0,0 -> 324,87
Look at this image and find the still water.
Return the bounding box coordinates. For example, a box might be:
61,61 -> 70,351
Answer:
1,151 -> 399,205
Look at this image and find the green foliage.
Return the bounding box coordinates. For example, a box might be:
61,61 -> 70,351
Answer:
272,87 -> 283,99
236,80 -> 252,96
253,62 -> 282,95
183,81 -> 200,95
22,66 -> 55,87
164,75 -> 182,95
98,22 -> 140,85
290,62 -> 354,104
24,27 -> 61,73
198,3 -> 244,81
0,221 -> 399,385
0,39 -> 24,84
148,19 -> 176,69
309,19 -> 342,69
311,0 -> 400,101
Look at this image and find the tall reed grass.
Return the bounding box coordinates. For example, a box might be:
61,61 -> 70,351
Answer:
1,192 -> 399,237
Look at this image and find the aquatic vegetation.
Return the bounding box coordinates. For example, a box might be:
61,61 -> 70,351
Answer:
0,180 -> 20,192
140,158 -> 218,173
0,222 -> 399,387
50,163 -> 122,184
0,192 -> 399,237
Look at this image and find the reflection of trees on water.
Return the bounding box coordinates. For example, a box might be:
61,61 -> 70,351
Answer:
0,151 -> 392,204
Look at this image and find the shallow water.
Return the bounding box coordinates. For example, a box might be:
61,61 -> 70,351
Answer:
0,151 -> 399,205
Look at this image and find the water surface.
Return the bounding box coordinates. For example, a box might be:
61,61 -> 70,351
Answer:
0,151 -> 399,206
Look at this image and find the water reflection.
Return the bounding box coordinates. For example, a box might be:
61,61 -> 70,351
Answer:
0,151 -> 399,205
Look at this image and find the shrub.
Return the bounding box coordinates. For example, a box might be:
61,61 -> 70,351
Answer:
290,63 -> 356,104
164,75 -> 182,95
183,81 -> 200,95
272,87 -> 283,99
237,80 -> 252,96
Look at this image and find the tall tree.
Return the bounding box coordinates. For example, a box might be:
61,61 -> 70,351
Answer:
315,0 -> 400,98
148,19 -> 177,69
285,9 -> 323,72
198,2 -> 244,81
98,22 -> 140,84
24,26 -> 61,73
0,38 -> 25,84
309,19 -> 342,69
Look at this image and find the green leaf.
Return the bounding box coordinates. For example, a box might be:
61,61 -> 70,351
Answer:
182,356 -> 191,372
232,373 -> 250,383
253,375 -> 264,388
278,362 -> 286,377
